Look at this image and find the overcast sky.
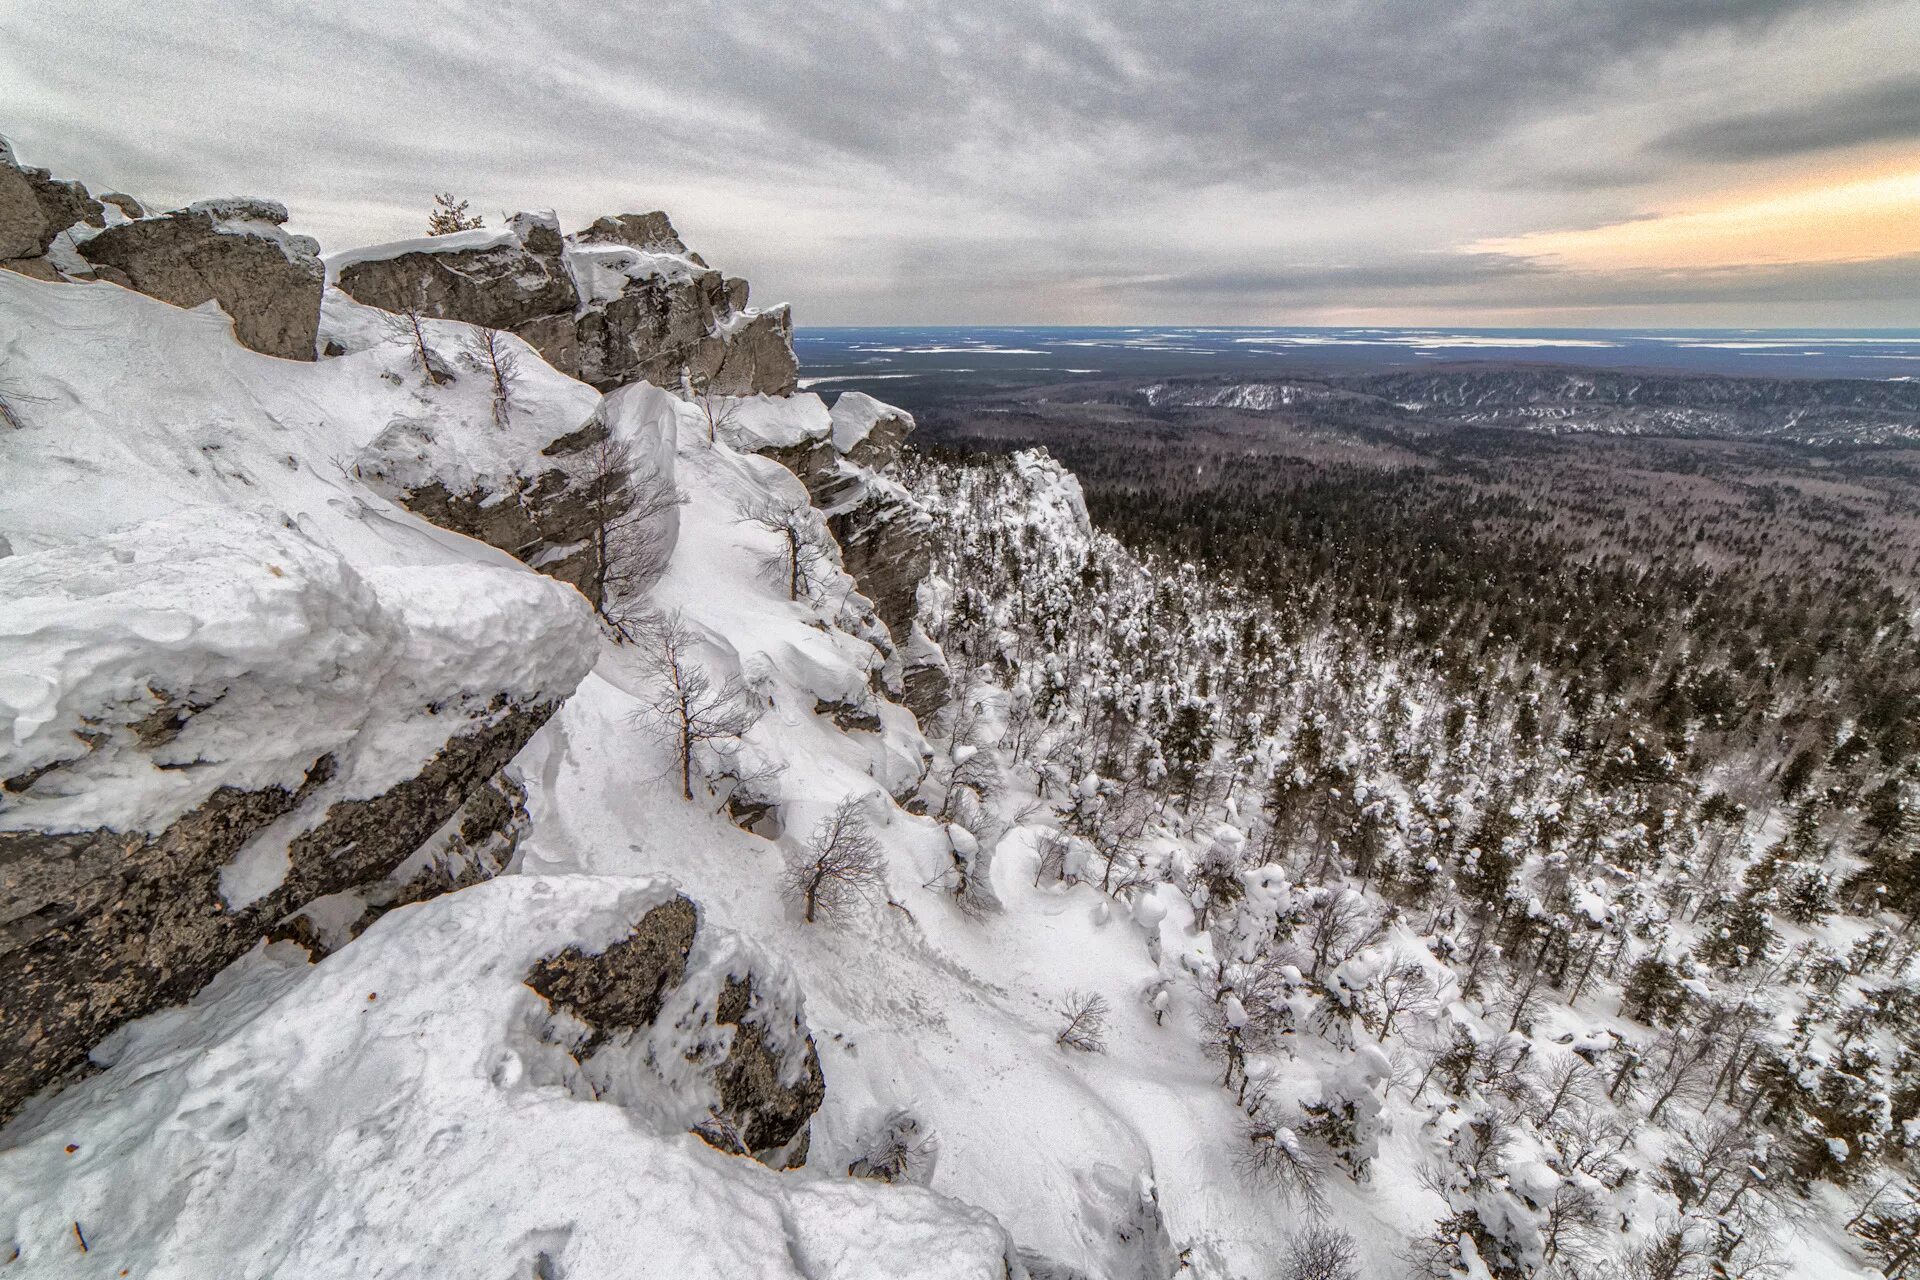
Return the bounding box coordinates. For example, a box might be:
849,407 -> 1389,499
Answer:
5,0 -> 1919,326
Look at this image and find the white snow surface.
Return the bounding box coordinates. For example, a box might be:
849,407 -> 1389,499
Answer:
828,390 -> 912,454
712,390 -> 834,451
320,225 -> 519,281
0,273 -> 600,837
0,269 -> 1019,1278
0,876 -> 1015,1278
567,240 -> 708,307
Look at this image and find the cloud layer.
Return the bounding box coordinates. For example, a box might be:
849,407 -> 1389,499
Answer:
4,0 -> 1918,324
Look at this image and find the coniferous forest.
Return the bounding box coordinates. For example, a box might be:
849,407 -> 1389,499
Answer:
900,375 -> 1920,1277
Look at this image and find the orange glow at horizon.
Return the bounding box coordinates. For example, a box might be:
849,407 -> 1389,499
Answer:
1473,166 -> 1920,272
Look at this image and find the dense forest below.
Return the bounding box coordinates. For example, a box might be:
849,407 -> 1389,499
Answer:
902,376 -> 1920,1276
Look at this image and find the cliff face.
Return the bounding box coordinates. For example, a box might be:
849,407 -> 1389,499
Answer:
331,209 -> 799,396
0,276 -> 601,1122
0,148 -> 1013,1278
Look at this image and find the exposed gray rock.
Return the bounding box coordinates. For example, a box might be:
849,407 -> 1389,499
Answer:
334,216 -> 579,339
359,415 -> 622,601
0,162 -> 46,260
710,306 -> 799,396
0,704 -> 558,1123
526,896 -> 827,1168
571,262 -> 735,392
526,896 -> 698,1040
271,770 -> 535,960
0,149 -> 105,265
802,462 -> 932,663
574,211 -> 690,255
901,661 -> 953,723
78,201 -> 324,360
744,393 -> 948,719
23,167 -> 104,245
0,255 -> 61,282
333,209 -> 799,397
704,973 -> 826,1163
815,696 -> 884,733
99,192 -> 145,219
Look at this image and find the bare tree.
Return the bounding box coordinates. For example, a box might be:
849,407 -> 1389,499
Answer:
1287,885 -> 1387,981
1499,957 -> 1555,1034
378,301 -> 447,384
1279,1224 -> 1359,1280
736,492 -> 832,601
1032,830 -> 1071,887
1643,1028 -> 1720,1124
427,192 -> 484,235
1234,1102 -> 1326,1213
461,327 -> 521,428
582,430 -> 685,634
687,380 -> 743,445
783,796 -> 885,924
1540,1179 -> 1607,1268
631,611 -> 760,800
1055,990 -> 1111,1052
1524,1051 -> 1600,1132
1368,955 -> 1441,1040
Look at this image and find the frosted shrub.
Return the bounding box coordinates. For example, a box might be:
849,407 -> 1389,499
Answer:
1055,990 -> 1111,1052
782,796 -> 886,925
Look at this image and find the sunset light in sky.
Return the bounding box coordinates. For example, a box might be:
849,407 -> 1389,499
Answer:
1474,164 -> 1920,274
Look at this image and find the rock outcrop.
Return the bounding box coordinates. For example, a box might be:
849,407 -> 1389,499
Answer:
349,377 -> 686,608
0,510 -> 598,1123
526,892 -> 828,1169
78,197 -> 325,360
0,875 -> 1023,1277
332,213 -> 578,342
0,136 -> 106,277
331,209 -> 799,396
800,394 -> 952,718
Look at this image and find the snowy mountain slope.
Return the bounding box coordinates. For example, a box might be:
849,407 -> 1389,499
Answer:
0,269 -> 1023,1276
497,420 -> 1465,1279
8,148 -> 1910,1280
897,447 -> 1909,1280
0,875 -> 1015,1278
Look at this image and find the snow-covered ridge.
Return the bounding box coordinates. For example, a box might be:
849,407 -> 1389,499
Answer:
0,875 -> 1018,1277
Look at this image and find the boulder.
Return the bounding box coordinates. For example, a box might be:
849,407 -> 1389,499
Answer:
711,305 -> 800,396
21,166 -> 104,246
79,198 -> 324,360
574,210 -> 691,255
0,163 -> 46,260
332,209 -> 799,397
526,893 -> 828,1167
333,214 -> 579,339
0,511 -> 598,1122
0,146 -> 104,264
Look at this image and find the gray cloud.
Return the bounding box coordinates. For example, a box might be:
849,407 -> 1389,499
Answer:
1,0 -> 1916,324
1652,73 -> 1920,161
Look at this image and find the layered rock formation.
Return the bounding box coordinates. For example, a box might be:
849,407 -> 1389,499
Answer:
526,892 -> 828,1168
715,391 -> 950,718
331,209 -> 798,396
0,156 -> 946,1138
0,512 -> 597,1121
0,135 -> 104,280
78,197 -> 325,360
